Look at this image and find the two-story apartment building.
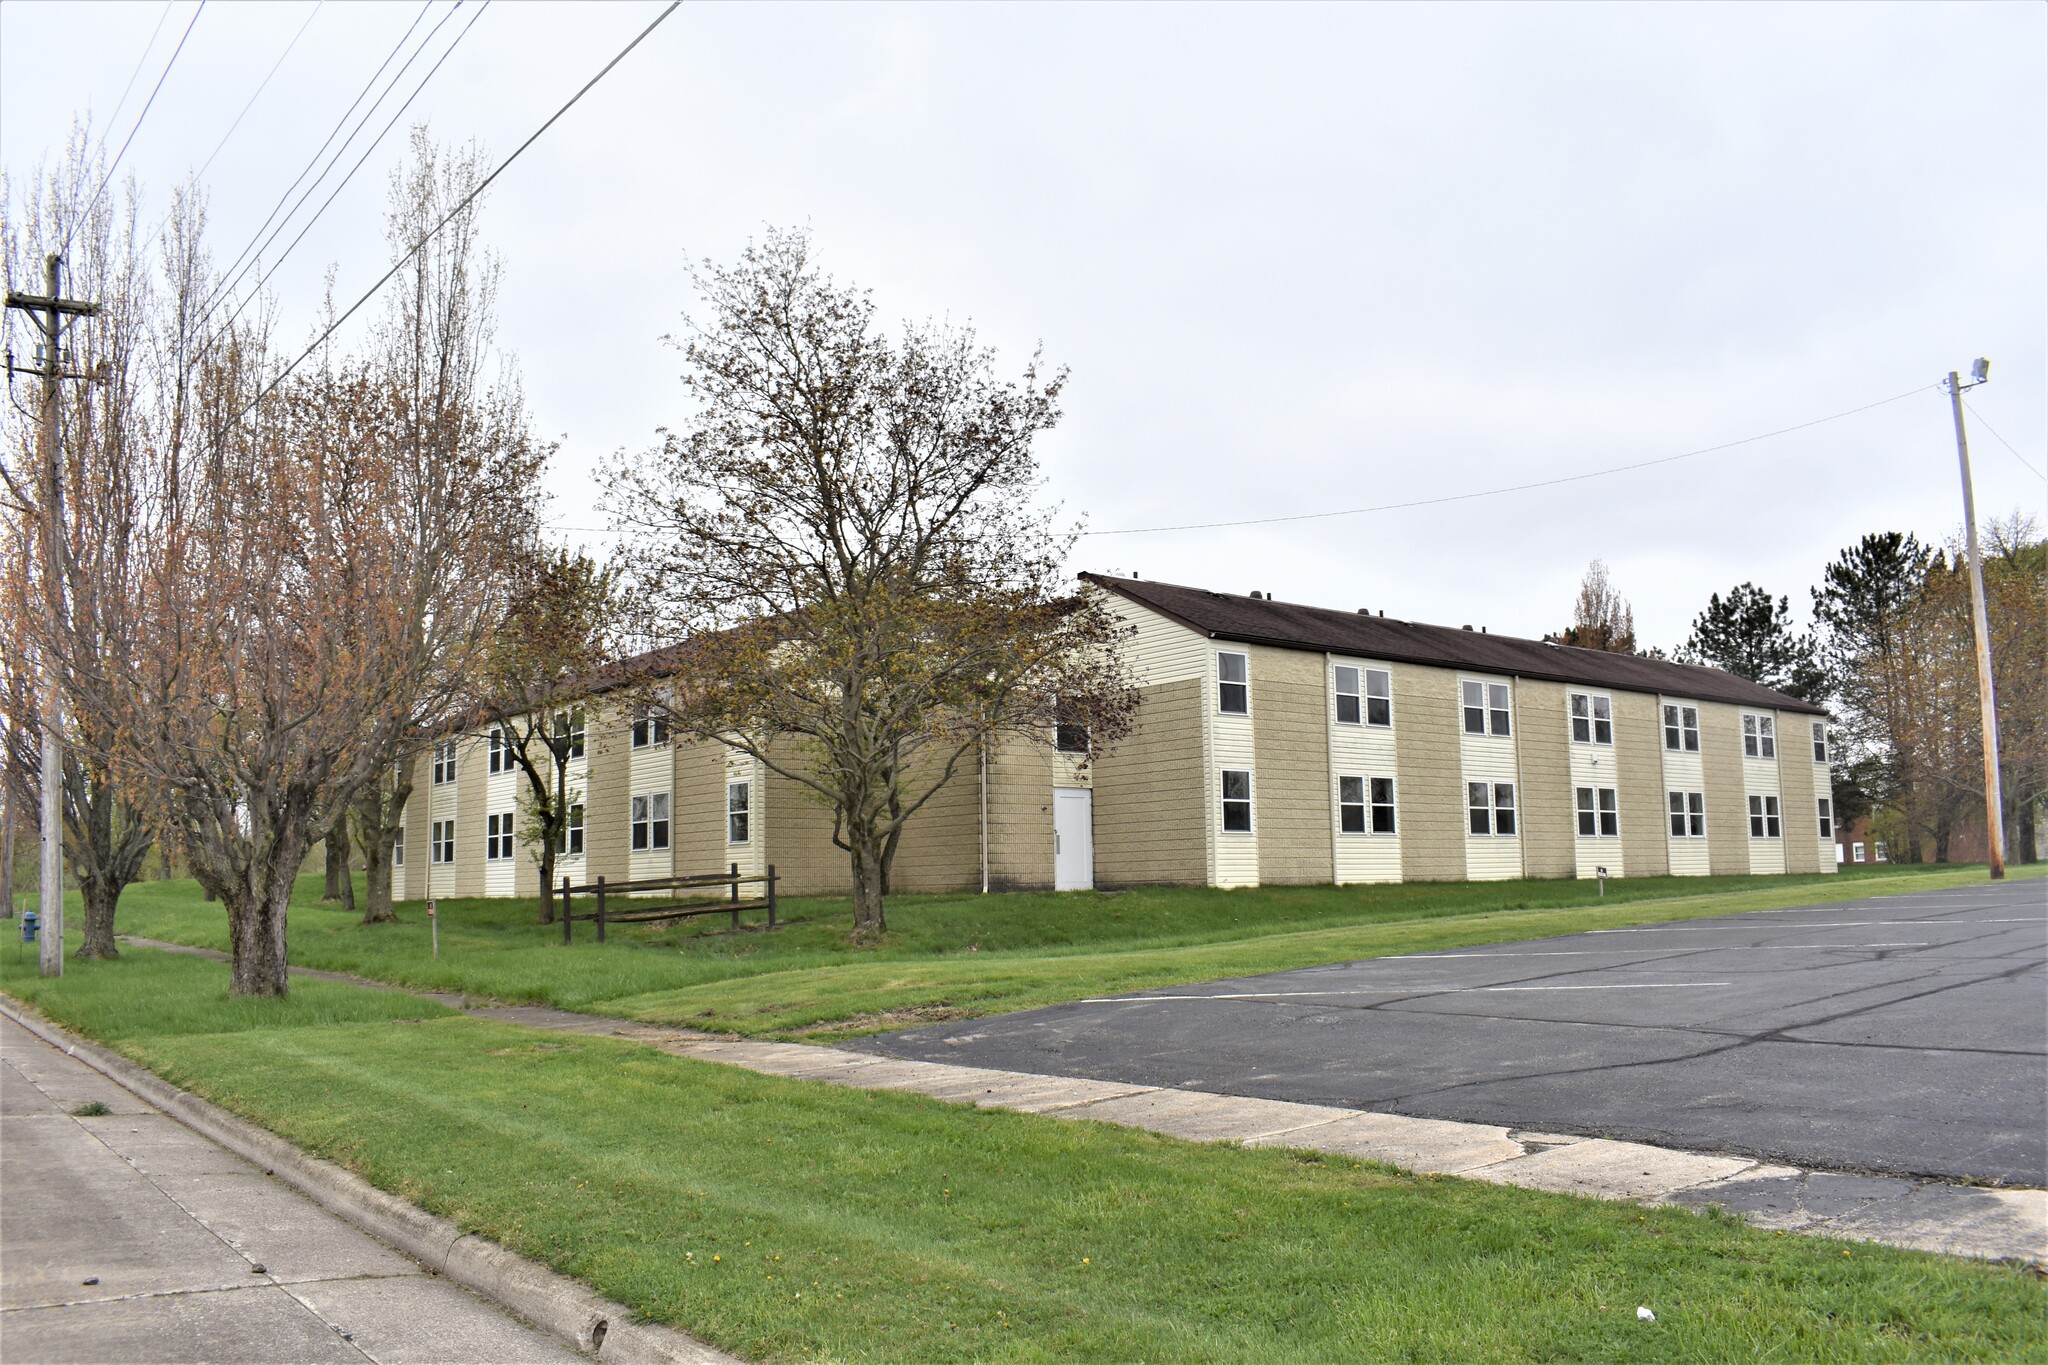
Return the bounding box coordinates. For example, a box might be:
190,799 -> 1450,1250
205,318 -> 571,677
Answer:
388,575 -> 1834,901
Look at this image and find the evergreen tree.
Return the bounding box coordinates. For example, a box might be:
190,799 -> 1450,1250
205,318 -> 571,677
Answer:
1681,583 -> 1827,701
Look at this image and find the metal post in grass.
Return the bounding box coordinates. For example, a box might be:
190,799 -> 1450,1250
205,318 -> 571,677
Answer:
766,864 -> 777,929
561,876 -> 573,945
729,861 -> 740,929
595,875 -> 607,944
427,899 -> 439,958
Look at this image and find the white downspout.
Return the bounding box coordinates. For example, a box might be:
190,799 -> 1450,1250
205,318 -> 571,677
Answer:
979,741 -> 990,894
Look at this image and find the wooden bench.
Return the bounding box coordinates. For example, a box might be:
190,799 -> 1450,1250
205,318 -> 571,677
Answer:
559,864 -> 779,943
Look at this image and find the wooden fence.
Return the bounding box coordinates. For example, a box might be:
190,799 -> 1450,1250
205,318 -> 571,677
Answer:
559,863 -> 778,943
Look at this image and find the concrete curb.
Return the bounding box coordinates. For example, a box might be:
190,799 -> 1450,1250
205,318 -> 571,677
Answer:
0,995 -> 739,1365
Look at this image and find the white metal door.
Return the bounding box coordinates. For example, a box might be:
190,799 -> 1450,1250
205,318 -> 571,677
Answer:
1053,787 -> 1094,891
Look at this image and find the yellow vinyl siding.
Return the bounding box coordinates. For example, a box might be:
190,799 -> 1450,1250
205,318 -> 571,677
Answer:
1659,696 -> 1709,878
1391,662 -> 1466,881
1209,647 -> 1259,888
1094,678 -> 1208,887
1250,645 -> 1332,886
1107,594 -> 1210,685
1329,654 -> 1402,885
1515,679 -> 1575,880
397,752 -> 426,901
1459,673 -> 1522,881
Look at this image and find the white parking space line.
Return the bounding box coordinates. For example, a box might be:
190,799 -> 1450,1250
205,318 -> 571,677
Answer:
1397,944 -> 1931,959
1084,983 -> 1733,1003
1588,919 -> 2041,933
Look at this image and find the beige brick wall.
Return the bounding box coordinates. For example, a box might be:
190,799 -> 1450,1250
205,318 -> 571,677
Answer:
1250,645 -> 1333,885
398,752 -> 427,901
673,737 -> 733,880
885,754 -> 983,894
1699,702 -> 1751,875
1392,662 -> 1465,881
988,740 -> 1058,892
1094,677 -> 1208,887
582,710 -> 629,884
1514,679 -> 1575,879
454,737 -> 486,896
1614,690 -> 1670,878
1778,730 -> 1822,873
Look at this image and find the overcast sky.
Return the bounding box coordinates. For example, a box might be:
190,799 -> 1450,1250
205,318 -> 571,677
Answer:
4,1 -> 2042,649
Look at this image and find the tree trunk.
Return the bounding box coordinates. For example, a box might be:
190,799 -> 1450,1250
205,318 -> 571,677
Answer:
0,792 -> 13,918
359,810 -> 396,925
224,861 -> 297,997
322,826 -> 351,901
848,827 -> 888,939
2020,805 -> 2039,865
75,873 -> 120,960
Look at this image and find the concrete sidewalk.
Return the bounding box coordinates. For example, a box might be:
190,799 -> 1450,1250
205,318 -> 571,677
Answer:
0,1013 -> 585,1365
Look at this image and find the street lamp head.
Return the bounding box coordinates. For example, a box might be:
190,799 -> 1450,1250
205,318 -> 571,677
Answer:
1971,357 -> 1990,384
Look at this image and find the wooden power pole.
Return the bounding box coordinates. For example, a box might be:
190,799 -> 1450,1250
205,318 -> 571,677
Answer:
1944,362 -> 2005,881
5,253 -> 99,973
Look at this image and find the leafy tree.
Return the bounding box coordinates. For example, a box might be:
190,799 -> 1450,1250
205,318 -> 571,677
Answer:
1548,559 -> 1636,652
1680,583 -> 1827,701
608,228 -> 1137,938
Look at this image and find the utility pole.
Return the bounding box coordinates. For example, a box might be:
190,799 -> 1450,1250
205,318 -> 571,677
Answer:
5,253 -> 99,973
1944,361 -> 2005,881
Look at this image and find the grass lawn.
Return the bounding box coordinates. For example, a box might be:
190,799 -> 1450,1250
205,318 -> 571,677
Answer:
3,940 -> 2042,1363
78,862 -> 2041,1040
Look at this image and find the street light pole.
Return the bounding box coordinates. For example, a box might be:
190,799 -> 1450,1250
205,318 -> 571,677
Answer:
1944,363 -> 2005,880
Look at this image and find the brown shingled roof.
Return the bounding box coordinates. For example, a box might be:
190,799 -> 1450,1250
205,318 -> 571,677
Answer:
1082,573 -> 1827,716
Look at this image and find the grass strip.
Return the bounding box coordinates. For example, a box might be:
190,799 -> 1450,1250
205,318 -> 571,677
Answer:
3,942 -> 2042,1363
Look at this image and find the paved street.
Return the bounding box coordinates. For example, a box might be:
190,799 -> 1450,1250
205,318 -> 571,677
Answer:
0,1014 -> 582,1365
862,878 -> 2048,1185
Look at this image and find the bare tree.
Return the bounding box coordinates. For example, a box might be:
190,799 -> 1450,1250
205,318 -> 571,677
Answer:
608,229 -> 1135,937
2,132 -> 159,957
1548,559 -> 1637,653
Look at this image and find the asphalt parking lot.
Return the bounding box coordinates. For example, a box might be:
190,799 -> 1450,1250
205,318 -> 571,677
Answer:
862,878 -> 2048,1185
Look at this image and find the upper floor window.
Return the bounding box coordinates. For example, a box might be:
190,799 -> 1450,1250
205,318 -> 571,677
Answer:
1576,786 -> 1619,837
1667,791 -> 1705,838
1468,781 -> 1516,836
1220,769 -> 1253,832
1742,713 -> 1776,760
1662,704 -> 1700,752
727,782 -> 751,844
431,740 -> 458,785
632,793 -> 672,851
1748,794 -> 1782,838
487,728 -> 507,773
1816,798 -> 1833,839
1462,680 -> 1511,737
1333,666 -> 1393,727
1811,722 -> 1828,764
554,708 -> 587,760
631,706 -> 671,749
1569,692 -> 1613,745
1218,652 -> 1250,715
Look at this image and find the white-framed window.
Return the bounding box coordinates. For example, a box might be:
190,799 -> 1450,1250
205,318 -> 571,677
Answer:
631,793 -> 672,851
487,727 -> 508,774
631,706 -> 670,749
1468,781 -> 1517,836
1368,776 -> 1395,833
1852,841 -> 1866,863
430,818 -> 455,864
1569,692 -> 1613,745
1667,791 -> 1706,838
1337,776 -> 1395,835
1220,769 -> 1253,832
1742,713 -> 1776,759
1576,786 -> 1619,837
727,782 -> 750,844
1054,697 -> 1089,754
554,708 -> 587,760
1816,798 -> 1833,838
1461,680 -> 1512,737
431,740 -> 458,785
1662,704 -> 1700,752
1218,651 -> 1250,715
1748,794 -> 1781,838
392,824 -> 405,867
1874,841 -> 1888,862
558,803 -> 585,857
1332,666 -> 1392,727
1811,722 -> 1828,764
486,811 -> 516,860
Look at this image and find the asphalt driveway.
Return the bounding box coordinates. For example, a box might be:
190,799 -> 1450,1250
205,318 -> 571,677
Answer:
860,878 -> 2048,1185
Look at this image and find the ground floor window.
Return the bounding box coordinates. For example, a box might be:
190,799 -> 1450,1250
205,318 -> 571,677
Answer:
1874,841 -> 1888,862
558,803 -> 585,857
1469,781 -> 1516,836
1852,841 -> 1866,863
1576,786 -> 1619,837
430,819 -> 455,864
1667,791 -> 1705,838
1748,794 -> 1781,838
632,793 -> 672,851
486,811 -> 516,860
1221,770 -> 1253,832
1816,798 -> 1833,838
728,782 -> 751,843
1336,775 -> 1395,834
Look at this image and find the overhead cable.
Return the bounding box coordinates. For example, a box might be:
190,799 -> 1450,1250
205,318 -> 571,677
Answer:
1961,396 -> 2045,481
68,0 -> 206,252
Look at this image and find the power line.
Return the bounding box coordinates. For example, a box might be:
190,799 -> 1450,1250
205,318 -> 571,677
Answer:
196,1 -> 438,325
68,1 -> 205,252
239,1 -> 682,418
197,0 -> 488,355
1961,396 -> 2045,481
97,1 -> 177,150
193,2 -> 323,184
1079,384 -> 1940,537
